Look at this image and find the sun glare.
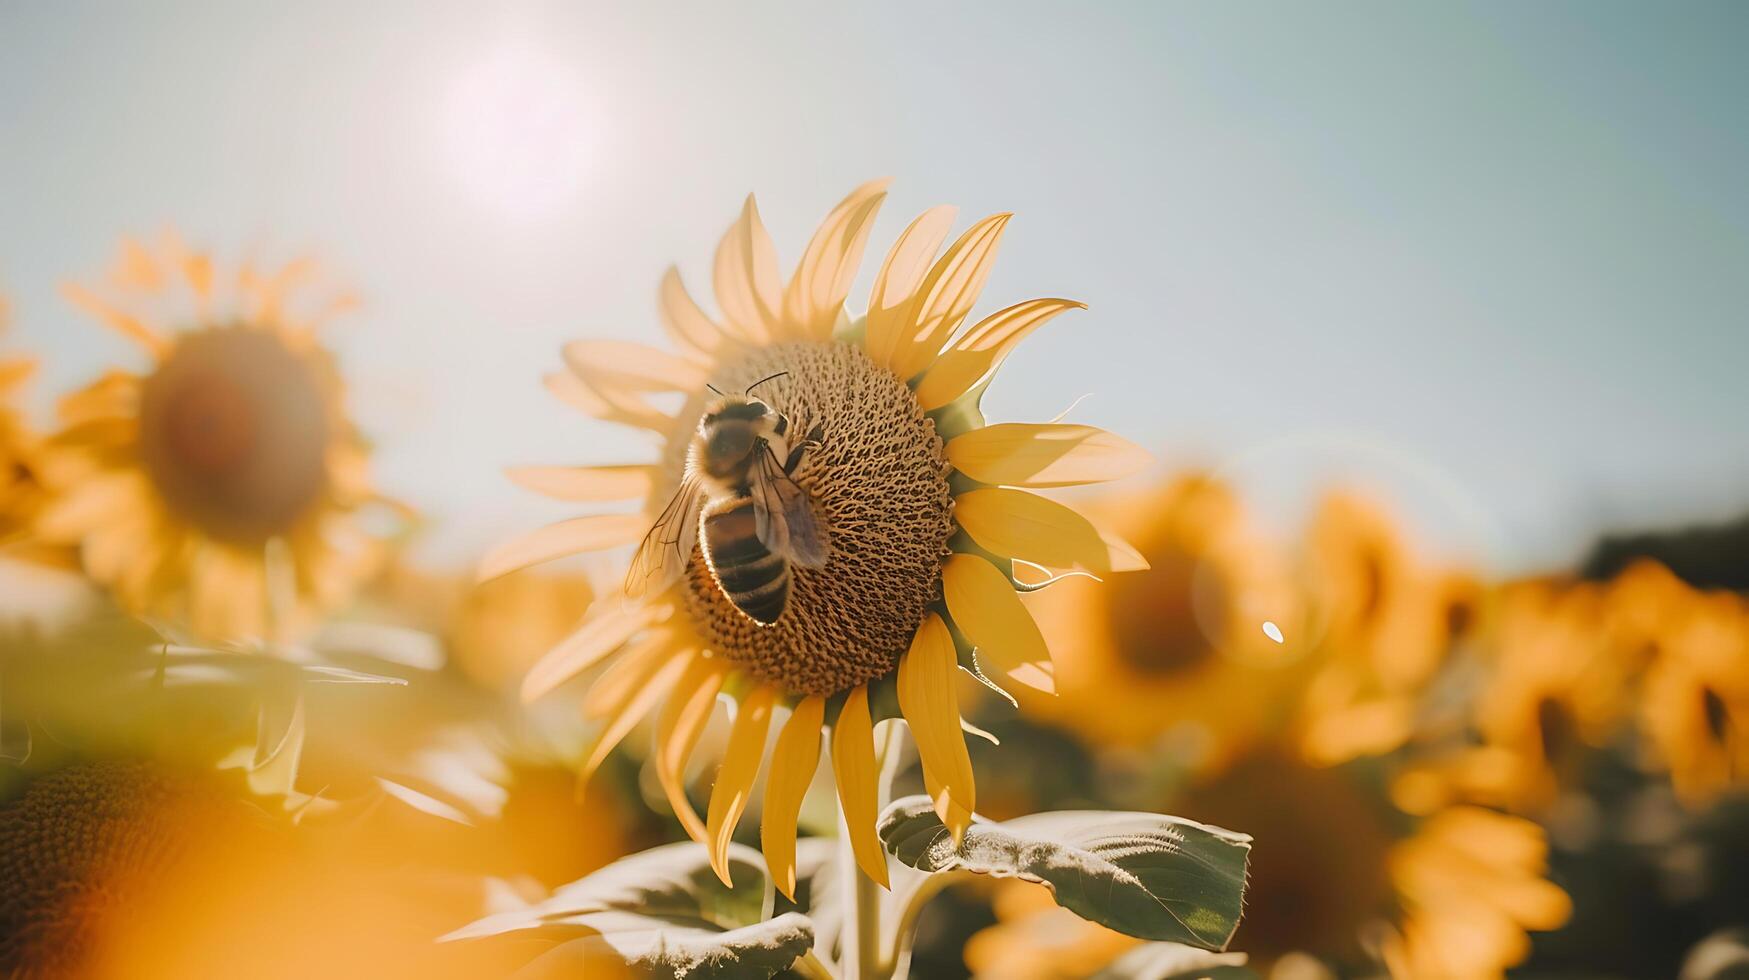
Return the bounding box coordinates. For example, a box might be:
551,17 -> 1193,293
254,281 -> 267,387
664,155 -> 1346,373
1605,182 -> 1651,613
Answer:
442,46 -> 594,221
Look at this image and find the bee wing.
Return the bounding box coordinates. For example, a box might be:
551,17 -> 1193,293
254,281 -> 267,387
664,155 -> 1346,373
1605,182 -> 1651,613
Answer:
752,446 -> 829,568
624,475 -> 705,597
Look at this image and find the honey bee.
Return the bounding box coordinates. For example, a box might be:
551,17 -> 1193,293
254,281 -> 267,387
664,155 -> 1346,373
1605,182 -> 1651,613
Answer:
626,372 -> 829,625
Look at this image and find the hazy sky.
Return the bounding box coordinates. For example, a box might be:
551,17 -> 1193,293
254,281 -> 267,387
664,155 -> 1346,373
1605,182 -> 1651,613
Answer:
2,1 -> 1745,572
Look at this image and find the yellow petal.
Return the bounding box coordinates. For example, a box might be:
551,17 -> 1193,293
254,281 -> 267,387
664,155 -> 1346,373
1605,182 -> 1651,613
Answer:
865,206 -> 958,369
521,602 -> 663,703
506,464 -> 654,502
116,238 -> 165,290
954,488 -> 1115,573
582,629 -> 680,719
61,283 -> 167,356
579,643 -> 694,791
761,696 -> 826,900
831,687 -> 891,888
713,195 -> 784,342
915,299 -> 1084,410
658,267 -> 725,356
897,613 -> 976,842
1097,524 -> 1150,572
706,684 -> 777,887
477,513 -> 647,583
941,554 -> 1055,696
563,339 -> 707,393
947,424 -> 1149,488
655,654 -> 727,843
36,470 -> 149,541
783,179 -> 891,341
542,372 -> 670,432
890,213 -> 1012,381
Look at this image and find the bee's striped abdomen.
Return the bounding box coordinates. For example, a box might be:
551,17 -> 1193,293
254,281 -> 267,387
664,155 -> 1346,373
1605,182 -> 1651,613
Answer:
701,497 -> 791,626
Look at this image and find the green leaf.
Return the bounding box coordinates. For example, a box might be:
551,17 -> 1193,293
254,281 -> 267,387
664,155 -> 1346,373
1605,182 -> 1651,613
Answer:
1089,942 -> 1257,980
878,796 -> 1251,951
511,912 -> 814,980
444,841 -> 814,980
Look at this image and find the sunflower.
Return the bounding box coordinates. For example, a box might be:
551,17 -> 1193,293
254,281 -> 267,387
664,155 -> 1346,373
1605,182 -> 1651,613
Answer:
1020,474 -> 1310,768
1467,581 -> 1630,810
1296,492 -> 1479,766
0,294 -> 47,546
1381,806 -> 1572,979
34,238 -> 401,642
1639,577 -> 1749,804
485,181 -> 1148,895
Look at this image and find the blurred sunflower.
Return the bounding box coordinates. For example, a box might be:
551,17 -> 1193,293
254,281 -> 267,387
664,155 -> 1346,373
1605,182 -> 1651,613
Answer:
1640,581 -> 1749,804
1020,474 -> 1307,768
1391,580 -> 1627,816
1296,492 -> 1480,766
35,238 -> 403,641
0,759 -> 280,978
0,293 -> 47,546
485,181 -> 1148,896
967,751 -> 1569,979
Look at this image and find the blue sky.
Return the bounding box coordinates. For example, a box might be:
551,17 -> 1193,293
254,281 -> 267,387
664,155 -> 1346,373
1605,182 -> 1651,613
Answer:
2,1 -> 1745,571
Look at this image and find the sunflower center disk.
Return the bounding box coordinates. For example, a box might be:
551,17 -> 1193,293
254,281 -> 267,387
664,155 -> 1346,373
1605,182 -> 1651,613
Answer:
680,342 -> 953,697
137,327 -> 331,544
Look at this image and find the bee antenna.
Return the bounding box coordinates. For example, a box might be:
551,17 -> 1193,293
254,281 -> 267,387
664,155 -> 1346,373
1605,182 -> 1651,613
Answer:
705,383 -> 725,396
746,371 -> 789,394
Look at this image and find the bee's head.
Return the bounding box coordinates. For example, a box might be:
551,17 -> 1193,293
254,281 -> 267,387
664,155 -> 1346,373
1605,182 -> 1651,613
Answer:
699,395 -> 775,460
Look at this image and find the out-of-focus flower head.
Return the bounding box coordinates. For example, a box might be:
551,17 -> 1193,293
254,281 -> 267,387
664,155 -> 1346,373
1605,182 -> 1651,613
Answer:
486,181 -> 1148,896
1295,491 -> 1480,766
0,292 -> 49,549
34,236 -> 409,644
1022,474 -> 1308,769
1639,576 -> 1749,804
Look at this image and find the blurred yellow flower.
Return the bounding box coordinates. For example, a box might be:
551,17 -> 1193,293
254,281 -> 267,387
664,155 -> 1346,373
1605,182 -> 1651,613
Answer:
34,238 -> 403,642
0,760 -> 282,977
1022,475 -> 1307,768
1383,806 -> 1572,980
1469,581 -> 1631,810
0,296 -> 48,548
1296,492 -> 1479,765
486,182 -> 1147,896
1640,581 -> 1749,804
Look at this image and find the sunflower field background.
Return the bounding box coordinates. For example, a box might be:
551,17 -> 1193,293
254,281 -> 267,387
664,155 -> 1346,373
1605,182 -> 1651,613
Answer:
3,4 -> 1748,980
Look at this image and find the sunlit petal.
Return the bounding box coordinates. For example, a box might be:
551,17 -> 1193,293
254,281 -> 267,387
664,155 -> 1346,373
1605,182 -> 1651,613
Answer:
706,683 -> 777,886
831,686 -> 890,888
658,266 -> 726,357
947,423 -> 1150,488
891,213 -> 1011,380
520,602 -> 664,703
783,179 -> 891,341
865,206 -> 958,369
713,195 -> 784,342
898,613 -> 976,842
941,553 -> 1055,696
477,513 -> 646,583
505,464 -> 655,502
655,653 -> 728,843
916,298 -> 1084,410
761,695 -> 826,900
954,487 -> 1115,573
